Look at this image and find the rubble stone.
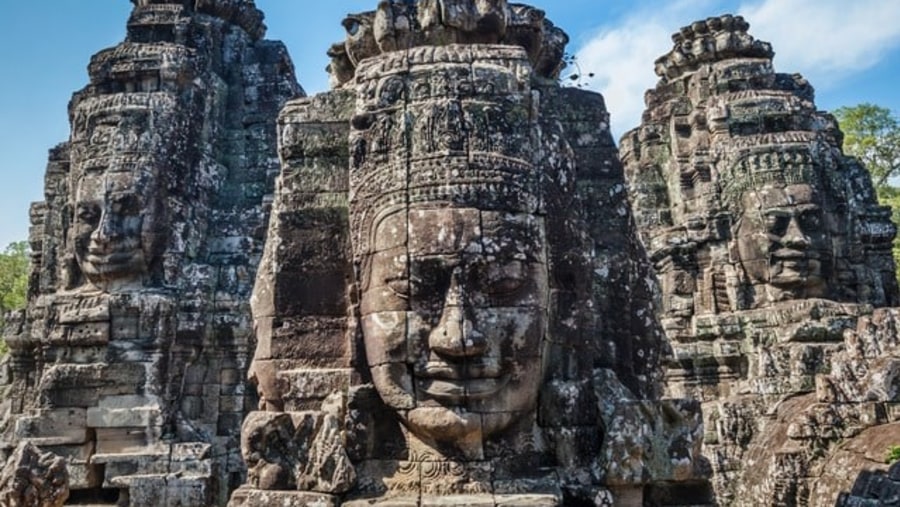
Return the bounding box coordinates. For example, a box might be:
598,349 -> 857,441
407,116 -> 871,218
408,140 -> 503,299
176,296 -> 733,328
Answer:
0,442 -> 69,507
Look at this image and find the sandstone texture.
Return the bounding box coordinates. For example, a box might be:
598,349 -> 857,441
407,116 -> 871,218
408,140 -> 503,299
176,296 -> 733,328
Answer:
233,1 -> 708,505
622,14 -> 900,507
0,0 -> 300,505
1,2 -> 898,507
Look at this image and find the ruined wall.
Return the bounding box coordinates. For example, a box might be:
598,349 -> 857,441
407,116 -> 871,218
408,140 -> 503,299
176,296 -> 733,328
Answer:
0,1 -> 301,505
622,15 -> 900,506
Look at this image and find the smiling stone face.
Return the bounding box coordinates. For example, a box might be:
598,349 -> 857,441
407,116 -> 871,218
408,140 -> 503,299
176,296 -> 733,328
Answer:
359,206 -> 549,443
72,170 -> 164,291
734,183 -> 832,300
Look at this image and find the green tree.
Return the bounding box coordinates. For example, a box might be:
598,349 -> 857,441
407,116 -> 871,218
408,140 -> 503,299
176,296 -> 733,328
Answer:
835,104 -> 900,282
834,103 -> 900,191
0,241 -> 29,327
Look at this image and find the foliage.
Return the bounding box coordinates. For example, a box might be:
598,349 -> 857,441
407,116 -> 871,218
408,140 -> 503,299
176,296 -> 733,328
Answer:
834,103 -> 900,190
886,445 -> 900,465
835,104 -> 900,282
0,241 -> 29,330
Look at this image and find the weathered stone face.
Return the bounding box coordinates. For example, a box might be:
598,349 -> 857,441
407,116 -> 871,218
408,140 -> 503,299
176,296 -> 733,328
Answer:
623,14 -> 900,507
734,183 -> 831,300
0,0 -> 301,504
67,93 -> 178,291
360,207 -> 549,442
72,171 -> 162,291
231,5 -> 708,506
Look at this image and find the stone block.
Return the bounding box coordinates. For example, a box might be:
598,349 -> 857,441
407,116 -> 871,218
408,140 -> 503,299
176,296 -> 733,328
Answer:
278,368 -> 352,407
94,427 -> 164,455
343,499 -> 418,507
42,440 -> 94,461
14,408 -> 89,445
67,321 -> 110,346
494,494 -> 562,506
126,474 -> 212,507
228,487 -> 339,507
87,400 -> 161,428
94,452 -> 170,486
260,316 -> 351,365
39,363 -> 147,408
421,494 -> 495,506
66,461 -> 104,490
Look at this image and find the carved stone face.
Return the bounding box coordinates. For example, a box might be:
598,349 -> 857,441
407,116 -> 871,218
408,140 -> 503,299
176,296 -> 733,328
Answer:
360,207 -> 549,444
734,184 -> 831,299
73,171 -> 162,291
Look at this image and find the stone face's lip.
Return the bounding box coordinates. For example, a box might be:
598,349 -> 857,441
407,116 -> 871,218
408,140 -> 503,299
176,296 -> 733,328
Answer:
416,375 -> 510,402
85,251 -> 139,265
418,361 -> 503,380
771,249 -> 815,260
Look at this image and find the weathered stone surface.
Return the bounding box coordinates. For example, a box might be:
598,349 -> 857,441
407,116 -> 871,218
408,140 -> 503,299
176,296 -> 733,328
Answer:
326,0 -> 569,88
13,2 -> 899,506
233,2 -> 707,506
240,410 -> 355,494
0,442 -> 68,507
0,0 -> 300,504
623,14 -> 900,507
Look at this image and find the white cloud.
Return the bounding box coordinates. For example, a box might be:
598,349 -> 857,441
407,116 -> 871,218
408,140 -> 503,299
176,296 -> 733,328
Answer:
572,0 -> 900,141
572,1 -> 722,139
738,0 -> 900,84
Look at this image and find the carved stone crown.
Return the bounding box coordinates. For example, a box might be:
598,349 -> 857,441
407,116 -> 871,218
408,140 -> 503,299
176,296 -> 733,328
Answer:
129,0 -> 265,40
719,145 -> 821,210
348,43 -> 542,257
654,15 -> 774,81
328,0 -> 569,87
349,153 -> 542,258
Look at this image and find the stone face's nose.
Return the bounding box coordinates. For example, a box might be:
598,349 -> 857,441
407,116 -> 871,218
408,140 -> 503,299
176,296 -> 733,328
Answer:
427,272 -> 487,359
782,217 -> 810,248
91,210 -> 121,244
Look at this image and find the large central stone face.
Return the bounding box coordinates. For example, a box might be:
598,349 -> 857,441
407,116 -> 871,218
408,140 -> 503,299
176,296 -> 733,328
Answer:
359,207 -> 550,443
348,44 -> 550,448
231,2 -> 708,506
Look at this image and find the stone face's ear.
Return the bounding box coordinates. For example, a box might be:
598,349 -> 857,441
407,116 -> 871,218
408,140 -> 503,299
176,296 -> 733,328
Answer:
374,1 -> 398,53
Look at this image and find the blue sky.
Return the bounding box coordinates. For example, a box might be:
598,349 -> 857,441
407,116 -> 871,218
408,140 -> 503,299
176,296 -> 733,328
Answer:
1,0 -> 899,248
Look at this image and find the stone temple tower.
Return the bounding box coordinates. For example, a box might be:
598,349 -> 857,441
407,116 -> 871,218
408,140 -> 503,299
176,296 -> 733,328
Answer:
229,1 -> 711,506
0,0 -> 301,505
622,15 -> 900,506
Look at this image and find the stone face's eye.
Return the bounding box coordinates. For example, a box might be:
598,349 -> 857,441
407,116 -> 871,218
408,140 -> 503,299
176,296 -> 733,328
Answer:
112,194 -> 140,215
765,212 -> 789,236
481,261 -> 525,295
798,209 -> 821,231
387,279 -> 409,299
77,203 -> 99,223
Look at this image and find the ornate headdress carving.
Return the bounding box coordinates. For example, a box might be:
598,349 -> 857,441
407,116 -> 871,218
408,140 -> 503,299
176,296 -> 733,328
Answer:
347,45 -> 543,258
719,144 -> 822,211
328,0 -> 569,87
654,15 -> 774,81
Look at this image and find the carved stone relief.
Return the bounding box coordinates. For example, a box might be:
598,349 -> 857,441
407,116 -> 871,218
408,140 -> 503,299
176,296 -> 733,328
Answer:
622,15 -> 900,506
